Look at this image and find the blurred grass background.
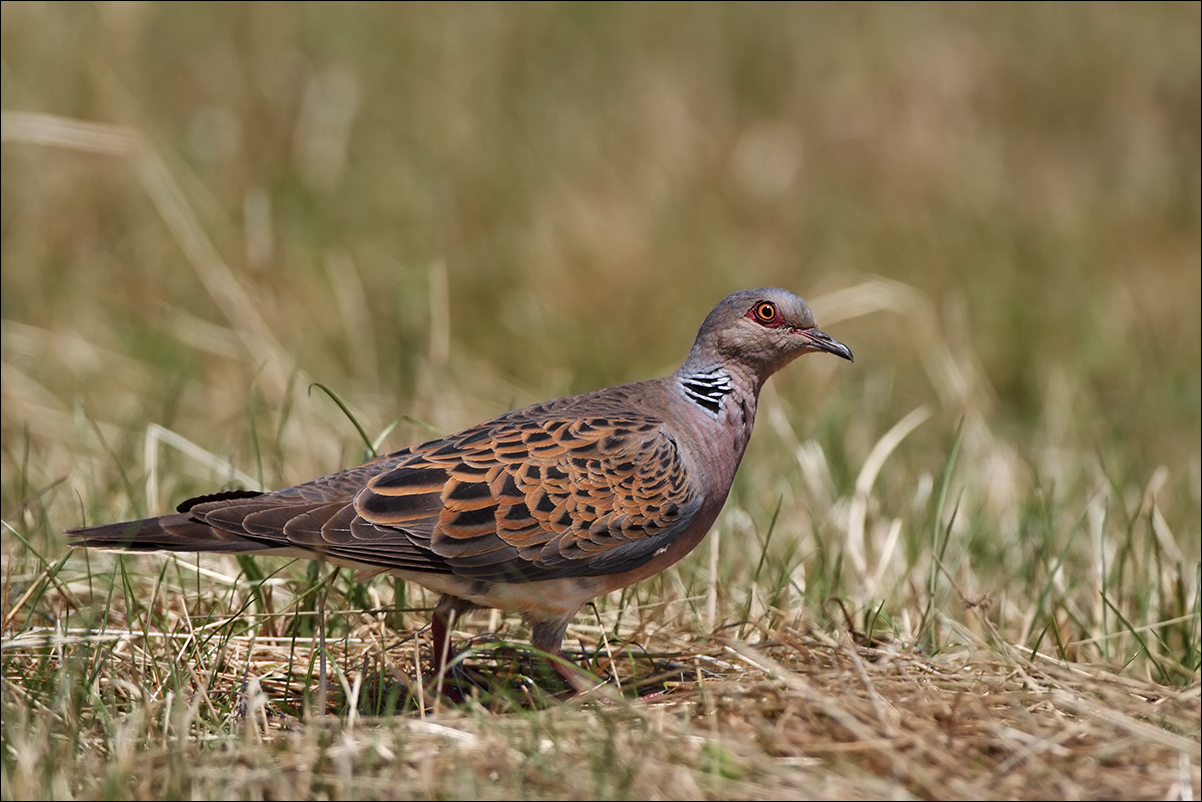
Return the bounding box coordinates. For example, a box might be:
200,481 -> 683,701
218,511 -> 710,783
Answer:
0,2 -> 1199,797
3,4 -> 1196,467
3,1 -> 1198,464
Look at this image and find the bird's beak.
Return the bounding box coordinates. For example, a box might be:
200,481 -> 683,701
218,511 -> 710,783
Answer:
799,327 -> 854,362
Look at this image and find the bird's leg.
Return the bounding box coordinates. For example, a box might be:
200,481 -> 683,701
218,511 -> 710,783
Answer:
430,601 -> 454,678
531,618 -> 600,695
430,595 -> 475,701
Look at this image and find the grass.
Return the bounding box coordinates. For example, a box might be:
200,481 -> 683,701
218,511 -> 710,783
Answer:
2,2 -> 1199,799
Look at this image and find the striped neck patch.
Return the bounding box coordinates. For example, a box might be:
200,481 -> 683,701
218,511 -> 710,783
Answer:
678,367 -> 734,417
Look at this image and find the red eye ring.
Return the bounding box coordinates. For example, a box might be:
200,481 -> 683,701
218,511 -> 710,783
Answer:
753,301 -> 778,324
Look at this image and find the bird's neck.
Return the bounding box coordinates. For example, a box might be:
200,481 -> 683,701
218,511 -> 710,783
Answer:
669,363 -> 761,514
674,362 -> 761,438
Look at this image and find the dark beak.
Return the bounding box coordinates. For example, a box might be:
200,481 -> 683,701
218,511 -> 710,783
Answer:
800,327 -> 854,362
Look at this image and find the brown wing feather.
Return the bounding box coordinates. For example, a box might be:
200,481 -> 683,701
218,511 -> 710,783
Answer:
355,399 -> 703,581
70,387 -> 704,583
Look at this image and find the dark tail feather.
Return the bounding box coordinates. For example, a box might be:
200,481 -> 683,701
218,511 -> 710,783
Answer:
66,513 -> 274,554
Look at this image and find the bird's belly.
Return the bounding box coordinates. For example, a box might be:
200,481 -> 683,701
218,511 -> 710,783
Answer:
384,507 -> 721,620
385,569 -> 612,619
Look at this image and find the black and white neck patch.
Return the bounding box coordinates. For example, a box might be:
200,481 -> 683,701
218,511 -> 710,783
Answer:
678,367 -> 734,417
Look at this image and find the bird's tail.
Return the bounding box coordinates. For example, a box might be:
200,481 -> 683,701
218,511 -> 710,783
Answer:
66,513 -> 274,554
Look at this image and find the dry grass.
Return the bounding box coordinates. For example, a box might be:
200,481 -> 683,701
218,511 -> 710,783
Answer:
3,607 -> 1197,799
2,3 -> 1199,800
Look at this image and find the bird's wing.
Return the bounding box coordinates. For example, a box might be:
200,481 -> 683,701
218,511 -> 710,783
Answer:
168,405 -> 703,582
354,411 -> 704,581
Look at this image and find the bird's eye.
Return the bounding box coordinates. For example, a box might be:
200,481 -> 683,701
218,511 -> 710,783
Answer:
753,301 -> 778,324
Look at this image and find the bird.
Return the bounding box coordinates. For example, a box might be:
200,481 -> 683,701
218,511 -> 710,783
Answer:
67,288 -> 852,696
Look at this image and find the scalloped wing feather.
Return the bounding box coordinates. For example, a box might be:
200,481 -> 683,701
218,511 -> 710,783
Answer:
149,392 -> 705,583
354,405 -> 703,581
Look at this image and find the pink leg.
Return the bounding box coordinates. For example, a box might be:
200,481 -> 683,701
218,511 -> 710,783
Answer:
430,596 -> 474,701
531,619 -> 600,695
546,650 -> 597,694
430,605 -> 453,678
